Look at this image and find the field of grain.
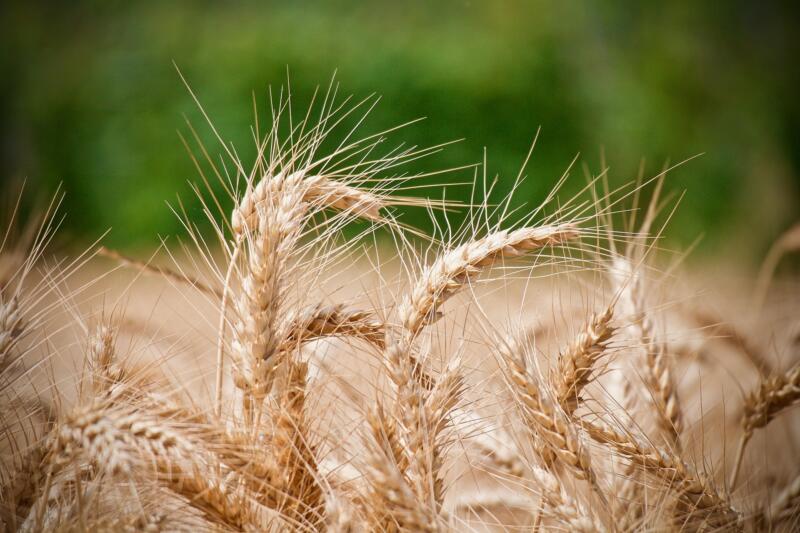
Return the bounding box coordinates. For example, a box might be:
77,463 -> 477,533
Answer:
1,89 -> 799,532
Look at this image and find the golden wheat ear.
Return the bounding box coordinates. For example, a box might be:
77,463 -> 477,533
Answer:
729,362 -> 800,490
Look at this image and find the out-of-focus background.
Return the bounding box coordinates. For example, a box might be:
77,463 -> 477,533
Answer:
1,1 -> 798,261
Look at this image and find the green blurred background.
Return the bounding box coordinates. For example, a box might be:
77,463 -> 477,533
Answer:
2,1 -> 798,260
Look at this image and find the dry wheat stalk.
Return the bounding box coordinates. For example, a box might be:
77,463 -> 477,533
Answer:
729,362 -> 800,489
553,306 -> 615,416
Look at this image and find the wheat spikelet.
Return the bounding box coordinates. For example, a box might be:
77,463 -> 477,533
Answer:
582,419 -> 740,530
231,171 -> 388,235
399,224 -> 579,337
729,363 -> 800,488
282,303 -> 385,351
553,306 -> 615,416
499,332 -> 605,510
530,467 -> 606,532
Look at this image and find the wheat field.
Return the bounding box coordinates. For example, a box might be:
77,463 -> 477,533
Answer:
1,86 -> 799,532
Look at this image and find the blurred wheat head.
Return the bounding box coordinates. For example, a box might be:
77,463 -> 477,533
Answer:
1,80 -> 799,532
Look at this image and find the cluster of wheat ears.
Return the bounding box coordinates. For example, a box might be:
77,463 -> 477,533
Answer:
1,85 -> 799,532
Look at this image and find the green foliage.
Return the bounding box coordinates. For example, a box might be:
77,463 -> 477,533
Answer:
2,1 -> 798,255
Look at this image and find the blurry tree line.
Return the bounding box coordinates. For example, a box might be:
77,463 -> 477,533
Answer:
1,1 -> 798,261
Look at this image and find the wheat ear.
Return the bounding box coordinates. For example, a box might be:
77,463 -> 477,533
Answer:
230,170 -> 308,422
270,357 -> 325,530
500,337 -> 602,495
531,467 -> 607,533
399,224 -> 578,337
364,400 -> 440,532
767,474 -> 800,525
553,306 -> 615,416
282,303 -> 385,351
49,403 -> 253,530
231,171 -> 388,235
406,356 -> 465,515
0,293 -> 22,374
729,363 -> 800,489
582,419 -> 740,530
631,276 -> 683,448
